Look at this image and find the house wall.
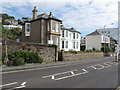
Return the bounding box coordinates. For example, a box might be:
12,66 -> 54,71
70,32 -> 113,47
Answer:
86,35 -> 101,50
60,30 -> 81,51
97,28 -> 118,42
21,20 -> 41,43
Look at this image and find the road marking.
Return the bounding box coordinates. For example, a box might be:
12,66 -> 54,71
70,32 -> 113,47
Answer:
82,69 -> 88,72
2,64 -> 78,74
52,76 -> 54,79
6,82 -> 26,90
21,82 -> 26,86
97,64 -> 104,70
54,71 -> 88,81
0,82 -> 17,87
71,71 -> 74,75
104,63 -> 111,68
88,65 -> 97,70
42,69 -> 77,79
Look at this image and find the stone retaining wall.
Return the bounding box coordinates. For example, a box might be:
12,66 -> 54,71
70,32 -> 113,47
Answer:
2,40 -> 57,63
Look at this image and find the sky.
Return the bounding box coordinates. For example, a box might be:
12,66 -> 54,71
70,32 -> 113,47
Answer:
1,0 -> 119,36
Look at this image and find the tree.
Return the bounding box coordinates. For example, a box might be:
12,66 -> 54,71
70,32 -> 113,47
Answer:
7,28 -> 22,40
17,19 -> 23,25
2,25 -> 9,64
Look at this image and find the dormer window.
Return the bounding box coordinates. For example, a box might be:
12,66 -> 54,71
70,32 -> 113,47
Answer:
25,23 -> 30,36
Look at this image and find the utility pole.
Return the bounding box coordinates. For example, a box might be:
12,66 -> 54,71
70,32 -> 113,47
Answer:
103,23 -> 113,56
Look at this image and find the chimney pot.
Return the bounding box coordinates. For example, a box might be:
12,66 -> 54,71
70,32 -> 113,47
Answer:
49,12 -> 53,17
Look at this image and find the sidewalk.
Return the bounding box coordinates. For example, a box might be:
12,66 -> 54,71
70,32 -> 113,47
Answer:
2,57 -> 115,72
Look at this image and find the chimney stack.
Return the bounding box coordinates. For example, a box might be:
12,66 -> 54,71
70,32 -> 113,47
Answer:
49,12 -> 53,17
32,6 -> 38,19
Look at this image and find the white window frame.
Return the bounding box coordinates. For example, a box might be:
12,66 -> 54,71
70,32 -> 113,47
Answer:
25,23 -> 30,36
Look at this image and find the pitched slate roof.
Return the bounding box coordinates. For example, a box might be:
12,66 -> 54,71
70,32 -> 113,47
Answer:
86,30 -> 101,36
24,13 -> 62,23
61,25 -> 81,34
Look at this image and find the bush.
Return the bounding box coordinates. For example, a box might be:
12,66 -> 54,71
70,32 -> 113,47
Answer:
14,57 -> 25,66
70,51 -> 78,54
101,46 -> 110,53
7,51 -> 43,66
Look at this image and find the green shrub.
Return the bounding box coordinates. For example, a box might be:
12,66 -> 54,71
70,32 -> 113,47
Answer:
101,46 -> 110,53
70,51 -> 78,54
7,51 -> 43,66
14,57 -> 25,66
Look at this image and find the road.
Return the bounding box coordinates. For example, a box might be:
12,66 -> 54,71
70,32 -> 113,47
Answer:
1,57 -> 120,89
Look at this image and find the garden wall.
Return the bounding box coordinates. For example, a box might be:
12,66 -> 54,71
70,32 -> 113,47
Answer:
2,40 -> 57,63
62,52 -> 103,61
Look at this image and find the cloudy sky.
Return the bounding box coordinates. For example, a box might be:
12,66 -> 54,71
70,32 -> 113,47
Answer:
1,0 -> 119,36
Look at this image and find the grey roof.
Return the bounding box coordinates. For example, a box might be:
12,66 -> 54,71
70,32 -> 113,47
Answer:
37,13 -> 59,20
87,30 -> 101,36
24,13 -> 62,23
61,26 -> 81,34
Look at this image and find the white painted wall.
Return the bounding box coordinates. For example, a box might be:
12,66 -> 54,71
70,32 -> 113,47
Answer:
60,30 -> 81,51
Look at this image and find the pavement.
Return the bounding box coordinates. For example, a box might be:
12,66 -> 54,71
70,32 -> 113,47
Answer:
2,57 -> 115,72
1,56 -> 120,89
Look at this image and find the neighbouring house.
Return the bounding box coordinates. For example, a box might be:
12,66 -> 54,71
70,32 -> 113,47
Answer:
86,30 -> 110,50
80,36 -> 86,51
21,6 -> 62,49
3,25 -> 22,30
5,19 -> 18,25
60,25 -> 81,51
97,28 -> 119,43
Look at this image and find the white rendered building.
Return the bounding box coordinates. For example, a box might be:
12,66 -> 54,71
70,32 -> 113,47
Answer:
3,25 -> 22,30
86,30 -> 110,50
60,26 -> 81,51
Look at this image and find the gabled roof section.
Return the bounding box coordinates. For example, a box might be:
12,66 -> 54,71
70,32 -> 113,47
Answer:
87,30 -> 101,36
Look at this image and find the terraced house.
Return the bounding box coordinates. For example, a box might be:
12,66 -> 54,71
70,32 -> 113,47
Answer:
21,6 -> 62,49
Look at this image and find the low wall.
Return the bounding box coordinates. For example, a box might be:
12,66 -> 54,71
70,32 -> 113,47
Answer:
2,40 -> 57,63
63,52 -> 103,61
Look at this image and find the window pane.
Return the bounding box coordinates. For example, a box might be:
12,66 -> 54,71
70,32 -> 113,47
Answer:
62,41 -> 64,49
56,37 -> 58,45
73,42 -> 75,49
52,21 -> 55,31
48,22 -> 49,31
73,33 -> 75,39
56,23 -> 59,32
62,30 -> 64,37
66,30 -> 68,37
66,41 -> 68,48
